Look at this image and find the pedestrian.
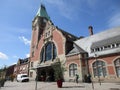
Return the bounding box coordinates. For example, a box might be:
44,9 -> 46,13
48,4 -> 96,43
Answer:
75,74 -> 79,83
87,74 -> 91,83
46,75 -> 50,82
84,74 -> 87,83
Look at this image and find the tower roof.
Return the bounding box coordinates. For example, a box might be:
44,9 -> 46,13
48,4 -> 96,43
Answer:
36,4 -> 50,20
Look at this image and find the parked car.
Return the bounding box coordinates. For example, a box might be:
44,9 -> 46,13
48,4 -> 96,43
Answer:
17,74 -> 29,82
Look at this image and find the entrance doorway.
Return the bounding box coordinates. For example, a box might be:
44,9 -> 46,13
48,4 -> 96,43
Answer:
37,66 -> 55,82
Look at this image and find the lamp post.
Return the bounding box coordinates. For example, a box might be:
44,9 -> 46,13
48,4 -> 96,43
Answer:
94,54 -> 101,85
30,63 -> 39,90
35,63 -> 40,90
35,68 -> 38,90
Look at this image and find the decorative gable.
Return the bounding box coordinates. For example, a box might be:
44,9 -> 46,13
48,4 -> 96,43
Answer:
44,21 -> 55,42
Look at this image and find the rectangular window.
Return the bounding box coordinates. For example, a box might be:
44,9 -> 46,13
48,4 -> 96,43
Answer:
103,68 -> 107,76
93,68 -> 97,77
32,51 -> 34,57
31,62 -> 33,67
69,64 -> 77,77
30,72 -> 33,77
46,44 -> 52,61
69,70 -> 73,77
104,46 -> 107,49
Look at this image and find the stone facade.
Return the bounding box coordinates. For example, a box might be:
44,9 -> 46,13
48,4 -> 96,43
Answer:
88,54 -> 120,82
29,5 -> 84,82
28,4 -> 120,82
75,27 -> 120,82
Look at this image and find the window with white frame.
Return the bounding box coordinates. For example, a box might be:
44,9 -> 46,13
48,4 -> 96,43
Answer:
69,63 -> 77,77
31,62 -> 33,67
91,42 -> 120,53
30,72 -> 33,77
93,60 -> 107,77
114,58 -> 120,77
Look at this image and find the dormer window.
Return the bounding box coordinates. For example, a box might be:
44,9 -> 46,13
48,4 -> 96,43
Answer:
116,43 -> 120,47
96,48 -> 100,51
100,47 -> 104,51
91,42 -> 120,53
111,44 -> 115,48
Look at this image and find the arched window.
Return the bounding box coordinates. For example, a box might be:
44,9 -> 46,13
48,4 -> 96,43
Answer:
40,48 -> 44,62
114,58 -> 120,77
40,42 -> 57,62
69,63 -> 77,77
93,60 -> 107,77
46,43 -> 52,60
53,44 -> 57,59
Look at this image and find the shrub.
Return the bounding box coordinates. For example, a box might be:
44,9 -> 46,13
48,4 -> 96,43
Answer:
0,78 -> 6,87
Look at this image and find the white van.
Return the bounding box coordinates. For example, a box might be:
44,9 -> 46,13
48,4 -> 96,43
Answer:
17,74 -> 29,82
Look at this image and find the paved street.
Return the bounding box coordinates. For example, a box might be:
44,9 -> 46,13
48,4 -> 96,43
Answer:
0,81 -> 120,90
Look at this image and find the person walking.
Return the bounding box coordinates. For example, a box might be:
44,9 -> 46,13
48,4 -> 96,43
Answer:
87,74 -> 91,83
75,74 -> 79,84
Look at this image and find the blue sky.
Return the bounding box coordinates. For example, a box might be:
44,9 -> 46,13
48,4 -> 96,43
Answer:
0,0 -> 120,68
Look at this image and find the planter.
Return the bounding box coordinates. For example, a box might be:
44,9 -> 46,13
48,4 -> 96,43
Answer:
57,79 -> 62,88
51,60 -> 65,88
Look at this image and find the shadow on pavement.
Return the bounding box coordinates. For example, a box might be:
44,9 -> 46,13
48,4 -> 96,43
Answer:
62,86 -> 85,88
115,83 -> 120,85
110,88 -> 120,90
3,85 -> 17,87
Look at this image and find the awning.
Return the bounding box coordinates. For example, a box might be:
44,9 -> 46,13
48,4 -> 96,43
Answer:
37,64 -> 51,68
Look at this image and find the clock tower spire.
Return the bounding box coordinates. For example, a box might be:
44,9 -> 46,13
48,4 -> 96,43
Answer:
36,4 -> 50,21
31,4 -> 51,50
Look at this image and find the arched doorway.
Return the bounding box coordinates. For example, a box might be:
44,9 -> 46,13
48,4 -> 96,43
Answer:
37,66 -> 55,81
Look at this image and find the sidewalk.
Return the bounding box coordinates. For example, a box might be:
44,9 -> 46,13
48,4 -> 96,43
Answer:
1,81 -> 120,90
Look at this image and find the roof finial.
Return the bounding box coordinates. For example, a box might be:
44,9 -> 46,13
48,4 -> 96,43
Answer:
36,2 -> 50,20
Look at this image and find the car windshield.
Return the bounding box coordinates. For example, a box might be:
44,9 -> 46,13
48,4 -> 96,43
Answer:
22,75 -> 28,77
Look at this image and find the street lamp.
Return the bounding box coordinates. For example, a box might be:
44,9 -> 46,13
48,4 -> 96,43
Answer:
31,63 -> 40,90
94,54 -> 101,85
35,62 -> 41,90
35,69 -> 38,90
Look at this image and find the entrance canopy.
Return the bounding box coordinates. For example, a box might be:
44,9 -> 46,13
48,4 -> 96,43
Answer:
31,64 -> 51,70
37,64 -> 51,68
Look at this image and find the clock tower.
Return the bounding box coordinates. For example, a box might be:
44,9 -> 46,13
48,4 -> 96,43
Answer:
31,4 -> 50,57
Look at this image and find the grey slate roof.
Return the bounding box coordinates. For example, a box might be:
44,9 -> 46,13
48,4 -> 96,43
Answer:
91,35 -> 120,48
58,27 -> 79,42
75,27 -> 120,57
66,43 -> 86,56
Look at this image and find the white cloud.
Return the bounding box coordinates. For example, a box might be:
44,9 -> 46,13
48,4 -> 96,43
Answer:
108,12 -> 120,28
0,52 -> 8,60
19,36 -> 31,45
25,53 -> 30,58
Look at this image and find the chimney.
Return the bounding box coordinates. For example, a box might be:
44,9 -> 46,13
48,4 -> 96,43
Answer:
88,26 -> 93,36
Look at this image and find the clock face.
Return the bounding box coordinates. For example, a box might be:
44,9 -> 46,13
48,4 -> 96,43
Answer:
44,23 -> 53,39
